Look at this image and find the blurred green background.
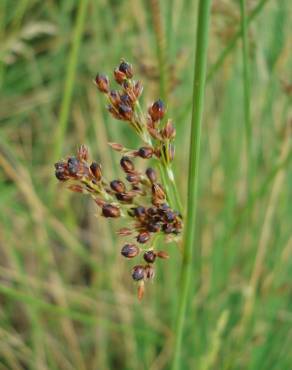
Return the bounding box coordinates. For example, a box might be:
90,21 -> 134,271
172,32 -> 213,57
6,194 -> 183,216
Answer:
0,0 -> 291,369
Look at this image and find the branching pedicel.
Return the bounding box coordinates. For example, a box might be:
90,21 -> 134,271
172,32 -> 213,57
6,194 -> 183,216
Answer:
54,60 -> 183,299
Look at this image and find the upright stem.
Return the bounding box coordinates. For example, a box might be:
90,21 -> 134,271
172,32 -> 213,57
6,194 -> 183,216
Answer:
239,0 -> 252,197
171,0 -> 212,369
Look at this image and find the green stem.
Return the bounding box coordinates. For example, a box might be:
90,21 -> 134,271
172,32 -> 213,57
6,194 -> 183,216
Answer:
53,0 -> 89,162
171,0 -> 212,369
239,0 -> 252,197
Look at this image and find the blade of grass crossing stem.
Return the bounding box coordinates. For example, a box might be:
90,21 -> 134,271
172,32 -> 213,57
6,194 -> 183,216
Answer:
52,0 -> 88,163
171,1 -> 212,369
239,0 -> 252,199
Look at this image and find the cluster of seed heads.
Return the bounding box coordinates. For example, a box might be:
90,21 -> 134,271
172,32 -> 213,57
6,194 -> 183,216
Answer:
55,60 -> 182,300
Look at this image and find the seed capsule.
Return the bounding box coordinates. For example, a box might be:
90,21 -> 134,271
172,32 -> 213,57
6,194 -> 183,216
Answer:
102,204 -> 120,218
161,120 -> 176,139
147,222 -> 161,233
116,192 -> 134,202
121,244 -> 140,258
110,180 -> 126,193
148,99 -> 165,121
164,210 -> 176,222
138,147 -> 154,159
118,104 -> 133,121
119,60 -> 133,79
146,167 -> 157,183
126,174 -> 140,183
137,231 -> 150,244
109,90 -> 121,106
90,162 -> 102,181
143,250 -> 156,263
67,157 -> 79,175
120,156 -> 135,173
162,223 -> 175,234
95,74 -> 109,93
114,68 -> 126,84
134,206 -> 146,219
132,265 -> 145,281
55,165 -> 69,181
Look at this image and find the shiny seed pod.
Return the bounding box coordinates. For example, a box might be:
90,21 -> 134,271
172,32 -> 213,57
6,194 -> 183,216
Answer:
67,157 -> 79,175
119,60 -> 133,78
126,174 -> 140,183
121,244 -> 140,258
146,167 -> 157,183
90,162 -> 102,181
148,99 -> 165,121
114,68 -> 126,84
102,204 -> 120,218
144,265 -> 155,280
143,250 -> 156,263
134,206 -> 146,219
118,104 -> 133,121
110,180 -> 126,193
95,74 -> 109,93
164,210 -> 176,222
120,156 -> 135,173
116,192 -> 134,202
132,265 -> 145,281
55,168 -> 69,181
137,231 -> 150,244
138,147 -> 154,159
147,222 -> 161,233
146,207 -> 158,216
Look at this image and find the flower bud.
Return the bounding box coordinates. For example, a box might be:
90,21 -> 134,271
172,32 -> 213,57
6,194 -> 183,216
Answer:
146,167 -> 157,183
120,156 -> 135,173
157,251 -> 170,259
90,162 -> 102,181
143,250 -> 156,263
144,265 -> 155,280
110,180 -> 126,193
119,60 -> 133,79
148,99 -> 165,121
102,204 -> 120,218
121,244 -> 140,258
132,265 -> 145,281
95,74 -> 109,93
77,145 -> 89,161
138,147 -> 154,159
137,230 -> 150,244
161,120 -> 176,139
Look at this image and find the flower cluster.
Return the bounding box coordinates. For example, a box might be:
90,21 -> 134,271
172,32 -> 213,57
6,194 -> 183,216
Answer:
55,60 -> 183,299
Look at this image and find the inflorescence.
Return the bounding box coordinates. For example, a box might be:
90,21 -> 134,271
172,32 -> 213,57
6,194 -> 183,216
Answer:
54,59 -> 183,299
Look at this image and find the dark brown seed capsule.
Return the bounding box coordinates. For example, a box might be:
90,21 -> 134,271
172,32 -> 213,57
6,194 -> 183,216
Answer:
134,206 -> 146,219
146,167 -> 157,183
147,222 -> 161,233
95,74 -> 109,93
118,104 -> 133,121
55,167 -> 69,181
116,192 -> 134,202
109,90 -> 121,106
110,180 -> 126,193
120,93 -> 133,106
137,231 -> 150,244
144,265 -> 155,279
119,60 -> 133,79
132,265 -> 145,281
114,68 -> 126,84
126,174 -> 140,184
90,162 -> 102,181
77,145 -> 89,161
138,147 -> 154,159
102,204 -> 120,218
67,157 -> 79,175
121,244 -> 139,258
143,250 -> 156,263
162,223 -> 175,234
165,210 -> 176,222
120,156 -> 135,173
148,99 -> 165,121
146,207 -> 158,216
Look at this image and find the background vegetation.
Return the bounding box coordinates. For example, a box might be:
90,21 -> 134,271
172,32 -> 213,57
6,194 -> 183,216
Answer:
0,0 -> 291,369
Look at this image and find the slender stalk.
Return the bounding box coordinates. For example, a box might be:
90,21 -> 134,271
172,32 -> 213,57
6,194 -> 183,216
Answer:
171,1 -> 212,369
239,0 -> 252,196
53,0 -> 89,162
